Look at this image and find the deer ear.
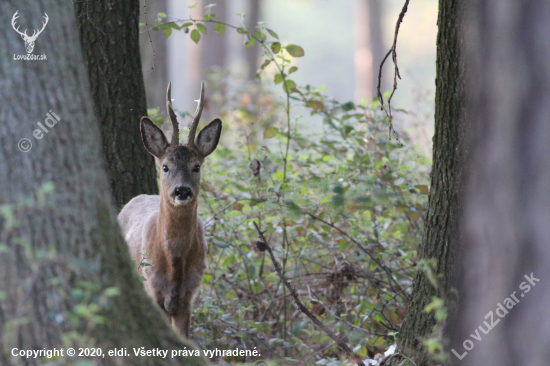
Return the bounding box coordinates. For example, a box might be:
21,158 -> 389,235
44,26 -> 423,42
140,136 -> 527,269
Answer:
195,118 -> 222,158
141,117 -> 169,158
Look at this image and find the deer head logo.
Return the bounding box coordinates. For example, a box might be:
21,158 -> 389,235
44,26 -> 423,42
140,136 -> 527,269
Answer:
11,11 -> 49,54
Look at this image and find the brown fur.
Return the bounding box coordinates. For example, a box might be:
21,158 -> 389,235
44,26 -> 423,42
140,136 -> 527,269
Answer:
118,83 -> 221,338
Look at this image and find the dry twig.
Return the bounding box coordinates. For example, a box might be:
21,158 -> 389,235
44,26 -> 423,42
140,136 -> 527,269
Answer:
253,222 -> 366,366
376,0 -> 411,143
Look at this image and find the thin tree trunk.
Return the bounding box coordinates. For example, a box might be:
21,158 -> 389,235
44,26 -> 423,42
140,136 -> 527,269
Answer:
245,0 -> 261,80
141,0 -> 169,110
75,0 -> 158,209
201,0 -> 228,76
0,2 -> 207,365
454,1 -> 550,365
397,0 -> 466,364
201,0 -> 228,116
354,0 -> 384,100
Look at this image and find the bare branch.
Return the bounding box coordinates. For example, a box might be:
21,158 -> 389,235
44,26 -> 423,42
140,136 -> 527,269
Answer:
253,221 -> 366,366
376,0 -> 410,143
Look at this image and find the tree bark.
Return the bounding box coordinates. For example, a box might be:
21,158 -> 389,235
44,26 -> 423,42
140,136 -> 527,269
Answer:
354,0 -> 384,100
0,2 -> 207,365
245,0 -> 261,81
454,1 -> 550,365
141,0 -> 169,111
397,0 -> 466,364
201,0 -> 228,77
75,0 -> 158,210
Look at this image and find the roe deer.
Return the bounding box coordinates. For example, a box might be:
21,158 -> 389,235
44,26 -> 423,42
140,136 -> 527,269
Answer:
118,82 -> 222,338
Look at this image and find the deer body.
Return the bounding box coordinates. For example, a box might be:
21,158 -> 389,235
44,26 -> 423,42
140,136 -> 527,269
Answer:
118,83 -> 221,338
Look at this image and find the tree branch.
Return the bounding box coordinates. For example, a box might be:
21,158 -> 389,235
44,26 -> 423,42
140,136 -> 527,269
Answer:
376,0 -> 410,143
253,222 -> 366,366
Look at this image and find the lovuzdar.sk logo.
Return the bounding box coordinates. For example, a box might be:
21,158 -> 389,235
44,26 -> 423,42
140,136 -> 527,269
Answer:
11,10 -> 48,61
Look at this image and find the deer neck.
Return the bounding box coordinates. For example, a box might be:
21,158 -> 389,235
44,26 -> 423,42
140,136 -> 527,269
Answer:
158,193 -> 199,257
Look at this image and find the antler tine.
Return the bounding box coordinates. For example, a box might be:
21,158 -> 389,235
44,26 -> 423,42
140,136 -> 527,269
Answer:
11,11 -> 27,37
187,81 -> 205,147
166,82 -> 180,145
35,13 -> 49,36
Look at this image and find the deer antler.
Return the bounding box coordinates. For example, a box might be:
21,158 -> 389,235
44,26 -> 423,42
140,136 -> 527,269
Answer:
29,13 -> 49,41
11,11 -> 28,38
187,82 -> 205,147
166,82 -> 180,146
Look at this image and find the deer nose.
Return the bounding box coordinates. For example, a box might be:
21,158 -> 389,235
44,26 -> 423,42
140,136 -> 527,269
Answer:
175,187 -> 193,200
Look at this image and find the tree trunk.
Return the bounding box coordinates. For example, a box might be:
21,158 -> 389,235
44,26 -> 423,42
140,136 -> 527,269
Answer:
141,0 -> 169,110
245,0 -> 261,80
354,0 -> 384,100
0,2 -> 207,365
75,0 -> 158,210
397,0 -> 466,364
454,1 -> 550,365
201,0 -> 228,76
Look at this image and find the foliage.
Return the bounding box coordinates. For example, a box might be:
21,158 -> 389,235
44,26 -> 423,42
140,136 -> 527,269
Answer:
0,184 -> 120,366
144,5 -> 431,365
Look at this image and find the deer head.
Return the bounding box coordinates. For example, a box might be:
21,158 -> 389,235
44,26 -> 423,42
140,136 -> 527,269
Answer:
11,11 -> 49,54
140,82 -> 222,206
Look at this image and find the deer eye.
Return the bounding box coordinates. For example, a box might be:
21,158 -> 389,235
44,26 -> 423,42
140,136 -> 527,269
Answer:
162,165 -> 169,172
193,165 -> 200,173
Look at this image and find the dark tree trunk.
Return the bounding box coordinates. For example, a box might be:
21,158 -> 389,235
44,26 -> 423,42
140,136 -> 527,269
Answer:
0,2 -> 207,365
75,0 -> 158,209
454,1 -> 550,365
397,0 -> 466,364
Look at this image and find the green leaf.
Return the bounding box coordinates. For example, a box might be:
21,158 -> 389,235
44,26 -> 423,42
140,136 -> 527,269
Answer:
196,23 -> 207,34
271,42 -> 281,54
332,184 -> 344,194
190,29 -> 200,43
266,28 -> 279,39
214,240 -> 230,249
263,126 -> 278,139
283,79 -> 297,93
286,44 -> 305,57
237,27 -> 248,34
254,30 -> 267,42
274,73 -> 284,84
158,12 -> 167,18
179,22 -> 193,29
245,36 -> 256,48
342,101 -> 355,111
204,13 -> 215,21
260,59 -> 271,70
288,66 -> 298,74
163,27 -> 172,38
393,178 -> 404,186
214,22 -> 225,35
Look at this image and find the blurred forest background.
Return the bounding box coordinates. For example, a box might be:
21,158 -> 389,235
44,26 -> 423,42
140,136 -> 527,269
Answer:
140,0 -> 437,153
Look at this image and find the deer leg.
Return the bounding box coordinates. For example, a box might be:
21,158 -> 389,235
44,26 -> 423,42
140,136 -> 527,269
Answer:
171,291 -> 194,338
